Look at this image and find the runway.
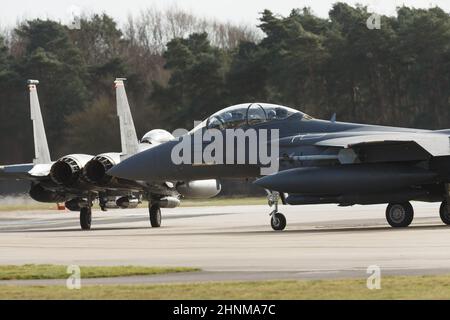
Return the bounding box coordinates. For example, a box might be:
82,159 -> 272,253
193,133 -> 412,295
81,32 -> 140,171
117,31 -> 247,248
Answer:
1,202 -> 450,284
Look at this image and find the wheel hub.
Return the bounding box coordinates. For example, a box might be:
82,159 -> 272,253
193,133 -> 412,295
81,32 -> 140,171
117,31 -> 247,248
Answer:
272,217 -> 280,227
390,205 -> 405,223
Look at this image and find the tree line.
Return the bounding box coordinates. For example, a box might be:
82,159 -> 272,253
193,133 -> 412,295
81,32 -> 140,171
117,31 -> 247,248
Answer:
0,2 -> 449,166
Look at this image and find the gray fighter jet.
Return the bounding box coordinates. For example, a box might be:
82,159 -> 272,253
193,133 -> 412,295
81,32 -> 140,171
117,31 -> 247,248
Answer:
0,80 -> 221,230
0,80 -> 97,229
108,103 -> 450,231
78,78 -> 221,228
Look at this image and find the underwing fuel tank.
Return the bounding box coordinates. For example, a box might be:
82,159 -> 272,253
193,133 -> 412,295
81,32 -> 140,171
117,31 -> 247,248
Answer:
285,189 -> 430,206
176,180 -> 222,199
254,164 -> 438,194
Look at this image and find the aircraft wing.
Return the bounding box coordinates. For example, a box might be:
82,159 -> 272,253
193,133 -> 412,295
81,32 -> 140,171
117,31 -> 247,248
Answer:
0,163 -> 52,181
314,132 -> 450,162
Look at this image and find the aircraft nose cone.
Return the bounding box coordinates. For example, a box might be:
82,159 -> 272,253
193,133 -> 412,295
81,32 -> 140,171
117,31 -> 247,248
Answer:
108,140 -> 179,181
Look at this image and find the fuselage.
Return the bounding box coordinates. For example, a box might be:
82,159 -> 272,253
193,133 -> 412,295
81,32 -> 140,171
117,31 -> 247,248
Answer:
108,104 -> 450,207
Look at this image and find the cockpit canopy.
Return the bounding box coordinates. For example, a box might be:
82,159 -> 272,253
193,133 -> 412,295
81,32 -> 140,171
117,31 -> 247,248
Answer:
141,129 -> 174,145
193,103 -> 311,132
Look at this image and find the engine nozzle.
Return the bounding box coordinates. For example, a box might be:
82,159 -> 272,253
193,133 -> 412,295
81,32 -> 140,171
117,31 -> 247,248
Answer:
50,157 -> 82,186
83,156 -> 114,184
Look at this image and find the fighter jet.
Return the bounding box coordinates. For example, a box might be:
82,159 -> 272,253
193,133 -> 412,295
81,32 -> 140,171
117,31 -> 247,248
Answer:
0,80 -> 221,230
78,78 -> 222,228
108,103 -> 450,231
0,80 -> 96,229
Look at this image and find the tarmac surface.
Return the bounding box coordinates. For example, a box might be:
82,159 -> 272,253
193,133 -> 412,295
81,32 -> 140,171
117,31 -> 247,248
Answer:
1,202 -> 450,284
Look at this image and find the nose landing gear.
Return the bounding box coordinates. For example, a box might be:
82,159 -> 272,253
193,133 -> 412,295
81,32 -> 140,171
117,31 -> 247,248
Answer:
267,191 -> 287,231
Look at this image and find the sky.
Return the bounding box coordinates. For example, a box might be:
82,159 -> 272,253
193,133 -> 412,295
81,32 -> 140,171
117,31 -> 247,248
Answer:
1,0 -> 450,28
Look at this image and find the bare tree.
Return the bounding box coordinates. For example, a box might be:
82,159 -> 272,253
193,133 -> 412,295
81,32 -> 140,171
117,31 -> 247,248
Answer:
123,6 -> 261,55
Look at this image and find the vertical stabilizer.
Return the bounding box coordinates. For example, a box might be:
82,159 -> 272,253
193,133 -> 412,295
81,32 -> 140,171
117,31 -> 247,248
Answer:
28,80 -> 51,164
115,78 -> 139,159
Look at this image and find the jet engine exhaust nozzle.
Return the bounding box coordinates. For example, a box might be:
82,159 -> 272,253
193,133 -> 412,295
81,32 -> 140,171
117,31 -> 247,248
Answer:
83,156 -> 114,184
50,158 -> 81,186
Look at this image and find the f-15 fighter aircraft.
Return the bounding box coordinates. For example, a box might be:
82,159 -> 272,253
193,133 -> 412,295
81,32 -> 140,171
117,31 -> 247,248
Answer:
108,103 -> 450,231
78,78 -> 221,228
0,80 -> 221,230
0,80 -> 97,229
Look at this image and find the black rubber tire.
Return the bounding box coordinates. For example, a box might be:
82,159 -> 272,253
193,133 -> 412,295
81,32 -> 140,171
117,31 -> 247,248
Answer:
440,201 -> 450,225
271,213 -> 287,231
80,207 -> 92,230
386,202 -> 414,228
149,205 -> 162,228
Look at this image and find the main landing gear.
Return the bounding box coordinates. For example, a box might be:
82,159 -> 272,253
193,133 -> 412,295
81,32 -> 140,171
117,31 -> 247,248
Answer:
80,193 -> 93,231
441,184 -> 450,225
385,202 -> 414,228
267,191 -> 286,231
385,199 -> 450,228
149,203 -> 162,228
440,201 -> 450,225
80,207 -> 92,230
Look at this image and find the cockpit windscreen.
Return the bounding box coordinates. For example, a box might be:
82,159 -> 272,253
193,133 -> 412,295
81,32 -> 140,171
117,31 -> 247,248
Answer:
192,103 -> 309,132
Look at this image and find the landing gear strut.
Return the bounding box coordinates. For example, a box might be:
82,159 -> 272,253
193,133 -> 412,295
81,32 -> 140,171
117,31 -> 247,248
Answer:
80,193 -> 93,230
267,191 -> 286,231
149,203 -> 162,228
99,194 -> 108,212
385,202 -> 414,228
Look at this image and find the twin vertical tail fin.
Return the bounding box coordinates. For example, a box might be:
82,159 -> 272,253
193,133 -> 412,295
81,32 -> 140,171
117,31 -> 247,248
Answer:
28,80 -> 51,164
115,78 -> 139,160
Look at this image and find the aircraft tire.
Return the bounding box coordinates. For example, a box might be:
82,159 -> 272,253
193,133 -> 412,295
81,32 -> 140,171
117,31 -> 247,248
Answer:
440,201 -> 450,225
271,213 -> 286,231
386,202 -> 414,228
149,204 -> 162,228
80,207 -> 92,230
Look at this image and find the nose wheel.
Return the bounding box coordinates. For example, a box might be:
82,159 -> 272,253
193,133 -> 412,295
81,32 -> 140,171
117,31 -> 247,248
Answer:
267,191 -> 287,231
271,212 -> 287,231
